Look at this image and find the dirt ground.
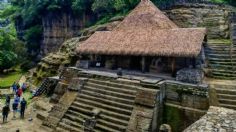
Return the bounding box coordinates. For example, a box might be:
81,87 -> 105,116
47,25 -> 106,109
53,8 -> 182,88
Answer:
0,96 -> 52,132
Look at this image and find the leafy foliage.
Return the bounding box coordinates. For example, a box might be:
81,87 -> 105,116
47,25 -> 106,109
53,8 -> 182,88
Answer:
24,25 -> 43,54
0,29 -> 18,71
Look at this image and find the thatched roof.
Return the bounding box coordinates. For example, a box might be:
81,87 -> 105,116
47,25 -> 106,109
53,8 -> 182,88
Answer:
114,0 -> 178,31
77,0 -> 206,57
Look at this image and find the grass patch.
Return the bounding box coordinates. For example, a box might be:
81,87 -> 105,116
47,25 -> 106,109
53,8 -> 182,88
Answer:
0,71 -> 24,88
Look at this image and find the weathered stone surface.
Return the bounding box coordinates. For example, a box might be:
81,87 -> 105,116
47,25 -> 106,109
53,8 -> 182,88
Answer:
68,77 -> 88,91
166,3 -> 234,39
135,89 -> 157,107
127,106 -> 154,132
50,82 -> 69,103
176,68 -> 204,84
184,106 -> 236,132
42,91 -> 78,129
41,12 -> 93,55
33,20 -> 121,84
35,100 -> 52,111
164,81 -> 209,131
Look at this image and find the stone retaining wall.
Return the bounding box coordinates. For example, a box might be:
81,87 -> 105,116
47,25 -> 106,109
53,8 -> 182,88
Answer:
162,80 -> 209,132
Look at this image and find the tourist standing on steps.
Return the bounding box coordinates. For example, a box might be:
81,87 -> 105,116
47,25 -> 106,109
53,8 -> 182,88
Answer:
12,82 -> 17,94
17,88 -> 23,97
2,104 -> 10,123
5,95 -> 10,105
12,95 -> 20,119
22,83 -> 27,92
20,98 -> 27,119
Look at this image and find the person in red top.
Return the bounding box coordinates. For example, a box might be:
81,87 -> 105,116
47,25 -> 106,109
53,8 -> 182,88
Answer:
17,88 -> 23,97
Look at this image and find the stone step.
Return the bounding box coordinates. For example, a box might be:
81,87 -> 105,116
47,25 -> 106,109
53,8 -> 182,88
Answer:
210,75 -> 236,80
210,84 -> 236,89
209,64 -> 236,70
81,89 -> 135,105
84,85 -> 136,100
68,105 -> 128,132
86,82 -> 137,95
219,99 -> 236,105
218,94 -> 236,100
212,72 -> 236,78
207,57 -> 236,62
68,109 -> 128,127
111,78 -> 140,86
96,118 -> 126,132
55,127 -> 70,132
209,61 -> 236,65
211,69 -> 236,74
88,78 -> 139,91
215,89 -> 236,95
206,53 -> 236,58
63,113 -> 85,124
219,104 -> 236,110
206,44 -> 233,48
78,93 -> 134,110
205,49 -> 236,54
63,113 -> 123,132
205,48 -> 236,53
95,123 -> 121,132
70,102 -> 130,121
67,109 -> 91,119
57,121 -> 82,132
75,97 -> 132,115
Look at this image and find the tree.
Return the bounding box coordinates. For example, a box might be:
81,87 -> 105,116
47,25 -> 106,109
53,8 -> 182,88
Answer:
24,25 -> 43,54
92,0 -> 115,17
72,0 -> 94,14
0,30 -> 17,72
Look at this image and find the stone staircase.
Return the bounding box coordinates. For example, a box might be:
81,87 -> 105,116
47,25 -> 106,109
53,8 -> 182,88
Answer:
33,78 -> 50,97
204,40 -> 236,80
210,82 -> 236,110
55,77 -> 159,132
204,12 -> 236,80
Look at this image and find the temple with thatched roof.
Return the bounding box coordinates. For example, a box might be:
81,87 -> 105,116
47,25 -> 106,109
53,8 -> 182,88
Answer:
77,0 -> 206,77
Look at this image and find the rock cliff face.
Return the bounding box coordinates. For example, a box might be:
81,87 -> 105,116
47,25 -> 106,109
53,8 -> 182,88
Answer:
32,20 -> 122,84
41,12 -> 93,55
165,3 -> 234,39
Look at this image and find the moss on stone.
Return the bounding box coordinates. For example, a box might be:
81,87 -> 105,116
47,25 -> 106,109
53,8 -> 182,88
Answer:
208,39 -> 232,44
163,105 -> 183,132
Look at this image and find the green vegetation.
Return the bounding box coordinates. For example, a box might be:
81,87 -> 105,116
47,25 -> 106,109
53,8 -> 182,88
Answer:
0,26 -> 26,72
163,105 -> 183,132
0,2 -> 27,72
0,71 -> 23,88
208,39 -> 232,45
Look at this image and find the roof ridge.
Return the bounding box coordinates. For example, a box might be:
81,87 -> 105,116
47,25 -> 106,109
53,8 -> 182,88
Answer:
114,0 -> 178,31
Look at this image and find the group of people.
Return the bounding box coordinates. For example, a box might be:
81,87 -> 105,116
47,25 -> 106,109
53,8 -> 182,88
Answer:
2,82 -> 28,123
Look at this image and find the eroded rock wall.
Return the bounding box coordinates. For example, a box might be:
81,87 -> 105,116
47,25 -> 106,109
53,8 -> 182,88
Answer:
165,3 -> 234,39
41,12 -> 93,55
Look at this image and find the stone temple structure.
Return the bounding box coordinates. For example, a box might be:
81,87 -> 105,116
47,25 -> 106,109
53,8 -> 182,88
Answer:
37,0 -> 236,132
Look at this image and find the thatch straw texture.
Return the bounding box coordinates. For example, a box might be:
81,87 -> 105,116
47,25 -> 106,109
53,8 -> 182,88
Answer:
77,28 -> 206,57
77,0 -> 206,57
114,0 -> 178,31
